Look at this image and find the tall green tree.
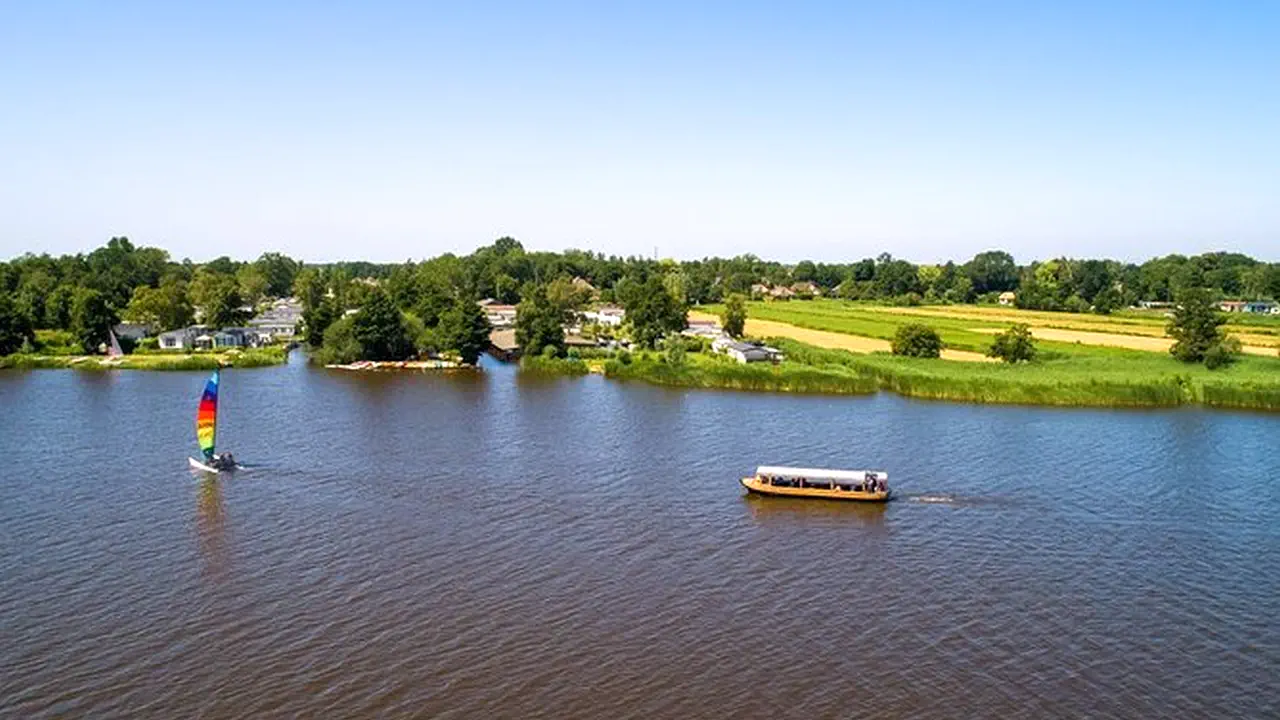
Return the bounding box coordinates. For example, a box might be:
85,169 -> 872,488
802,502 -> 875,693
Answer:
1168,288 -> 1228,363
292,267 -> 327,312
721,293 -> 747,338
254,252 -> 300,297
44,285 -> 76,330
123,279 -> 194,330
437,297 -> 491,364
302,299 -> 339,347
351,288 -> 414,360
71,288 -> 118,353
965,250 -> 1019,295
622,275 -> 687,348
515,284 -> 568,357
0,292 -> 35,354
190,271 -> 247,327
237,264 -> 269,306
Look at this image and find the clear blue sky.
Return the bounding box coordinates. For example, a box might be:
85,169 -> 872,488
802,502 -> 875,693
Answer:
2,1 -> 1277,264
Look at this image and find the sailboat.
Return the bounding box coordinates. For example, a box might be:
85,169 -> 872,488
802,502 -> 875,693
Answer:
188,368 -> 238,473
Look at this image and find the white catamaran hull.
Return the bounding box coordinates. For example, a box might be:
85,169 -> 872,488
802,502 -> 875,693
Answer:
189,457 -> 236,473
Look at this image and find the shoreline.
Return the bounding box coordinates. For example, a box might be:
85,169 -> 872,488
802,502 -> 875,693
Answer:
0,347 -> 289,371
517,340 -> 1280,412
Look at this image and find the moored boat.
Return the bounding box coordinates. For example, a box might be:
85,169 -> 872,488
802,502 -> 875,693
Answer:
741,465 -> 890,502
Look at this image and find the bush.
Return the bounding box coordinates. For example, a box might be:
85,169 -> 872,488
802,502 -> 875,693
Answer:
1204,344 -> 1230,370
1204,337 -> 1241,370
1063,295 -> 1090,314
618,350 -> 633,365
566,347 -> 581,360
987,323 -> 1037,364
891,323 -> 943,358
666,342 -> 687,365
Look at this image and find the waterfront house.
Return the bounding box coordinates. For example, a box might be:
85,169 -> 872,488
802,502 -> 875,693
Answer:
481,303 -> 518,328
723,341 -> 784,364
583,305 -> 625,327
159,325 -> 206,350
248,298 -> 302,338
222,327 -> 273,348
998,291 -> 1016,306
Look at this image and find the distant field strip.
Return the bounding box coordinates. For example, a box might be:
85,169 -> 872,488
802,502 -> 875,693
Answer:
969,326 -> 1277,357
868,305 -> 1169,337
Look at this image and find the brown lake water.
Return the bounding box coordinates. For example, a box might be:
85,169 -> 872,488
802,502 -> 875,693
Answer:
1,353 -> 1278,718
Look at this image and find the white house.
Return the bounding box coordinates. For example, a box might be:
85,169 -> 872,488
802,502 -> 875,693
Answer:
583,305 -> 625,327
248,298 -> 302,338
481,303 -> 518,328
721,341 -> 784,364
158,325 -> 206,350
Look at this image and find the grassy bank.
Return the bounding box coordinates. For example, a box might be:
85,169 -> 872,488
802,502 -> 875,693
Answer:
769,338 -> 1280,409
514,335 -> 1280,411
0,347 -> 288,371
520,354 -> 592,376
602,353 -> 879,394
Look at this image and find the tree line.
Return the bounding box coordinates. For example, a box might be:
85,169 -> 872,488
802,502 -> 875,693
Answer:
2,236 -> 1277,360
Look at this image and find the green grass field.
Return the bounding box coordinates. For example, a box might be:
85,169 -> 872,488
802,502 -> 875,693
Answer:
687,300 -> 1280,410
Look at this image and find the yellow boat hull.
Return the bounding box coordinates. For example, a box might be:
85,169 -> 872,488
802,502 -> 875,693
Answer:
741,476 -> 890,502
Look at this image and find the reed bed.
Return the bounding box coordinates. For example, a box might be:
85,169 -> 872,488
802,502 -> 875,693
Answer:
602,354 -> 878,394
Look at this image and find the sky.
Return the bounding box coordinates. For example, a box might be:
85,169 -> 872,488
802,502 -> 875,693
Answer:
1,1 -> 1278,264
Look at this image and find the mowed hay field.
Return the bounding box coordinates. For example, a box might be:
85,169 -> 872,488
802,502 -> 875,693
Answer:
869,304 -> 1280,353
707,300 -> 1279,355
687,311 -> 992,362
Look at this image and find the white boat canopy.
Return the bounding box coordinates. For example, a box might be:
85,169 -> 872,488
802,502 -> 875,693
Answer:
755,466 -> 887,482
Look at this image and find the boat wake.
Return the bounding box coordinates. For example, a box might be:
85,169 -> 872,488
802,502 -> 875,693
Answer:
901,493 -> 1019,508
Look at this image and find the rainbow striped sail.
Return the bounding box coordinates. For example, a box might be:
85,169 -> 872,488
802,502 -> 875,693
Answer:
196,369 -> 219,461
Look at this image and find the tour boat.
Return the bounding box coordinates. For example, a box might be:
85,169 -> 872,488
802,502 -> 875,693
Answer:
188,368 -> 239,473
741,465 -> 890,502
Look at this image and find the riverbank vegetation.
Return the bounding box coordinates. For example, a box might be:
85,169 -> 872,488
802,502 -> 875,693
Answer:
523,336 -> 1280,411
0,346 -> 287,371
